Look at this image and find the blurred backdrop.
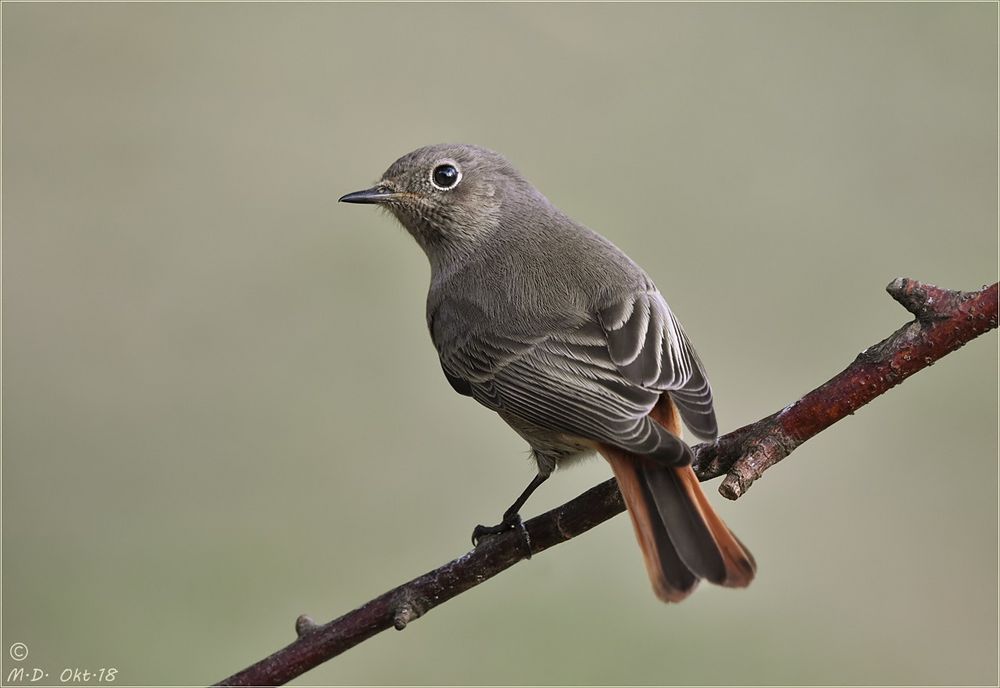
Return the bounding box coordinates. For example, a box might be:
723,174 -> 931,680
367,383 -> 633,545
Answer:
3,3 -> 997,686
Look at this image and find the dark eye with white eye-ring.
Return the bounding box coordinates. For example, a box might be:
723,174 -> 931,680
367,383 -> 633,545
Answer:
431,163 -> 461,190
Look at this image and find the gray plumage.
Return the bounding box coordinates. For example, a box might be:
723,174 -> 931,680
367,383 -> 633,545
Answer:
341,143 -> 757,603
344,143 -> 717,475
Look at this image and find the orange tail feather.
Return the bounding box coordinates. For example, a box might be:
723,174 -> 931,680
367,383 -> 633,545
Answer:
599,396 -> 756,602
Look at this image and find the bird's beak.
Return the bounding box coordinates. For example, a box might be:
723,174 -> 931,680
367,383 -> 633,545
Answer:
338,185 -> 398,204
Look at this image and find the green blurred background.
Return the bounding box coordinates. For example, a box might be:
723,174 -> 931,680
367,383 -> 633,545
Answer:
3,3 -> 997,686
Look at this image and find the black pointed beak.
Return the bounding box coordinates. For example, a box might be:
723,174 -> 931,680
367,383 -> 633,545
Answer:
338,185 -> 397,204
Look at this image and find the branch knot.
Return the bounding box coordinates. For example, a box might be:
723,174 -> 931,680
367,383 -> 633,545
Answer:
887,278 -> 956,321
295,615 -> 320,637
392,591 -> 428,630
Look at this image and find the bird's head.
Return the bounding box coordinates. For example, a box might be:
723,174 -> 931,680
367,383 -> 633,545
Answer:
340,143 -> 538,262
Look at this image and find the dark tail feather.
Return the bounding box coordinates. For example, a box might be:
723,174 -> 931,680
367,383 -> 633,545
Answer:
650,394 -> 756,588
639,460 -> 729,584
673,463 -> 756,587
598,393 -> 755,601
602,447 -> 755,602
646,462 -> 756,587
604,447 -> 699,602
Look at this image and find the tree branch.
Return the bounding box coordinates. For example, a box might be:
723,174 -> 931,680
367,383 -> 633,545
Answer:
215,278 -> 997,687
694,278 -> 998,497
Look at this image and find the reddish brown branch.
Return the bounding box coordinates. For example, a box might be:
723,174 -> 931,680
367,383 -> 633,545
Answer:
215,278 -> 996,687
693,278 -> 997,497
216,480 -> 625,686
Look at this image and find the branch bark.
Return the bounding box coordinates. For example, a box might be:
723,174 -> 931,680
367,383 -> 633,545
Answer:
696,278 -> 998,497
215,278 -> 997,687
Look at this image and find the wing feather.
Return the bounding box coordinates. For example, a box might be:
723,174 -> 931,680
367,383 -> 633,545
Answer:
432,286 -> 718,458
599,290 -> 718,440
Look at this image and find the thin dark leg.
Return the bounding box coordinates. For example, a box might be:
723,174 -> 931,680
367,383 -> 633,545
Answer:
471,473 -> 549,546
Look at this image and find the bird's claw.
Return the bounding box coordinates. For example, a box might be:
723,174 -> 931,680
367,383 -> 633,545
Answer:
471,513 -> 524,547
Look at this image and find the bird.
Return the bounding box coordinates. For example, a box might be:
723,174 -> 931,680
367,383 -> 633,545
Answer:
339,143 -> 755,602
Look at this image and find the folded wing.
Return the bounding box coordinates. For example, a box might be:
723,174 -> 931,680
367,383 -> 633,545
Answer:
432,286 -> 718,460
597,289 -> 717,440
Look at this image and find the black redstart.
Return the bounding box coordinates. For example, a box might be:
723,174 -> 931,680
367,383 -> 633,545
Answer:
340,144 -> 755,601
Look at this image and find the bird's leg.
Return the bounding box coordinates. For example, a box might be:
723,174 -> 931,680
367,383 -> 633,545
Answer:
471,473 -> 549,546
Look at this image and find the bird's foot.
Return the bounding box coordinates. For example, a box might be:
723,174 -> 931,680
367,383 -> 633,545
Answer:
471,512 -> 531,557
471,513 -> 521,545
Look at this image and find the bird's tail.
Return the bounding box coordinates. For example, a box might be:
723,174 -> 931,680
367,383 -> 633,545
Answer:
598,398 -> 755,602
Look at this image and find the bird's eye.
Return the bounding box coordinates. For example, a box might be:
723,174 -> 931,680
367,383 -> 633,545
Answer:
431,163 -> 461,190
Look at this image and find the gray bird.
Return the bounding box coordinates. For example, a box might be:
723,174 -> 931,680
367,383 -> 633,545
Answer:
340,143 -> 755,602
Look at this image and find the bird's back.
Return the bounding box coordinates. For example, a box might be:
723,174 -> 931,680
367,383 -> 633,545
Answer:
427,202 -> 652,342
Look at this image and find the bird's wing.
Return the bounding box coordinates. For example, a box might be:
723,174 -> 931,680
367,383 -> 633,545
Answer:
440,314 -> 672,456
432,288 -> 717,455
596,288 -> 718,440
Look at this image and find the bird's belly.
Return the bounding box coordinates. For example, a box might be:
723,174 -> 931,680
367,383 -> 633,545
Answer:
497,409 -> 598,475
